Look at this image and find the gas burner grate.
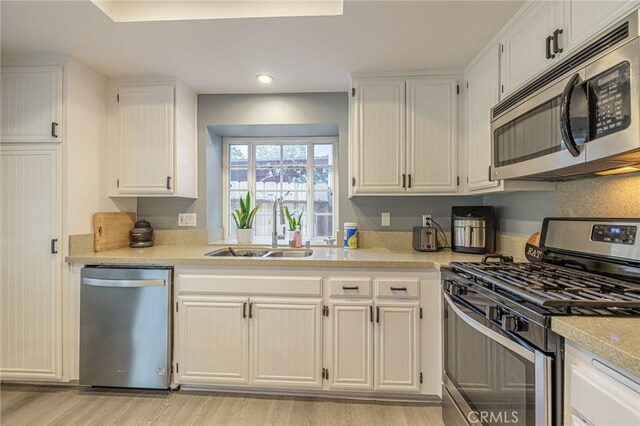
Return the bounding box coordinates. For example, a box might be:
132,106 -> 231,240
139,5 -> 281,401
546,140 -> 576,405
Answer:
450,262 -> 640,309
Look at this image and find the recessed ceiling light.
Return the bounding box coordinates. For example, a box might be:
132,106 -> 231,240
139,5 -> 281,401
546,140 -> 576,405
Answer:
257,74 -> 274,84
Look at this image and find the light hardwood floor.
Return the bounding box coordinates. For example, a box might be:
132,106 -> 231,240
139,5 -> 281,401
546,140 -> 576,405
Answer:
0,384 -> 445,425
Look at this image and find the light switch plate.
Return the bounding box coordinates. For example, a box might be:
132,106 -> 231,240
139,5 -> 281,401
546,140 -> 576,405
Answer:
178,213 -> 197,227
382,212 -> 391,227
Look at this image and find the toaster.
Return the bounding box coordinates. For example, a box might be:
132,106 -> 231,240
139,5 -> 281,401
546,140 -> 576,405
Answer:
412,226 -> 439,252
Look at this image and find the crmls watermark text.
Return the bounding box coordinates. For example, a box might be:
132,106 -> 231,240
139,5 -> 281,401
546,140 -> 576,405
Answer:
468,410 -> 520,424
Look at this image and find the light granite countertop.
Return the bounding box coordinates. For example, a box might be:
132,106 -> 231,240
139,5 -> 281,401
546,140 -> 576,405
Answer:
66,245 -> 484,269
552,316 -> 640,378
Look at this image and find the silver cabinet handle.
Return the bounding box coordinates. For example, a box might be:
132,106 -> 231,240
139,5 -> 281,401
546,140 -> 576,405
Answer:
83,278 -> 165,288
51,122 -> 59,138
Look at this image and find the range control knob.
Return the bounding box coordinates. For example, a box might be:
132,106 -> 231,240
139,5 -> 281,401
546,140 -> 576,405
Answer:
501,315 -> 521,332
485,306 -> 502,321
449,283 -> 468,296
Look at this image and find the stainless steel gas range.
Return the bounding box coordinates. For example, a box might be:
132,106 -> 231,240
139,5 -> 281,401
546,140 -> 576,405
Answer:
441,218 -> 640,426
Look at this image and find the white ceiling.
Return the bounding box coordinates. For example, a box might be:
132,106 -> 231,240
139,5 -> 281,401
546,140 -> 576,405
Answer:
1,0 -> 523,94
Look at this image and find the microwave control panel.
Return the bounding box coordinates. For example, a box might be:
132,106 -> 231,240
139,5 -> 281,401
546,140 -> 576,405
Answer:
591,224 -> 637,245
592,61 -> 631,139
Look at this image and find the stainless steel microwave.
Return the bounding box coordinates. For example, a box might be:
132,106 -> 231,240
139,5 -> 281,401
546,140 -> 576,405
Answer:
491,10 -> 640,181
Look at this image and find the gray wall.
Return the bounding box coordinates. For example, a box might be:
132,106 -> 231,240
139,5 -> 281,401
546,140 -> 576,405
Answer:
138,91 -> 559,235
483,191 -> 557,236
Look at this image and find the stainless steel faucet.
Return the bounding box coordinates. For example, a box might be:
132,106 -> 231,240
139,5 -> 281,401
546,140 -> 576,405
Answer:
272,197 -> 286,248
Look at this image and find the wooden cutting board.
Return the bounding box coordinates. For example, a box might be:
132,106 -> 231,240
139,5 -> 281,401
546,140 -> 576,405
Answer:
93,212 -> 136,252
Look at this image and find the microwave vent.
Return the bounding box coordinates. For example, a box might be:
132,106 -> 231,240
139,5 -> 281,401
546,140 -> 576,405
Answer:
492,22 -> 629,119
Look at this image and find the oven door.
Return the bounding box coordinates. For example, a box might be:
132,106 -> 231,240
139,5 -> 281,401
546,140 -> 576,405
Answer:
443,293 -> 552,426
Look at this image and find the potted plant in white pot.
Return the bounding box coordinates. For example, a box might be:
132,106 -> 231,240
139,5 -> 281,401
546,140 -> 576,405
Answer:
283,206 -> 303,247
232,192 -> 260,244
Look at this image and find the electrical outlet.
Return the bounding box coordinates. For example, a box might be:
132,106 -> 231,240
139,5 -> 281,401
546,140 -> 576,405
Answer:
381,212 -> 391,227
178,213 -> 197,227
422,215 -> 432,227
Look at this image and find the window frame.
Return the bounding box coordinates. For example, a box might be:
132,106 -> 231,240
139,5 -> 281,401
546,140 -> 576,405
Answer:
222,136 -> 339,241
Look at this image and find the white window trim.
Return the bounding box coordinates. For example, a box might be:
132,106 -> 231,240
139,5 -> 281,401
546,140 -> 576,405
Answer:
222,136 -> 339,241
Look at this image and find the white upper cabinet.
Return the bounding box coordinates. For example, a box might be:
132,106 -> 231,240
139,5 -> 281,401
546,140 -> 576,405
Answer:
1,66 -> 63,143
118,85 -> 174,195
406,77 -> 458,193
559,1 -> 638,54
500,1 -> 560,96
500,1 -> 639,98
466,46 -> 501,192
108,78 -> 197,198
351,78 -> 406,194
350,75 -> 458,196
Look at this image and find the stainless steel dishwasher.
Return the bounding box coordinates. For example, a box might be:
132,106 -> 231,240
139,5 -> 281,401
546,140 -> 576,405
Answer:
80,266 -> 173,389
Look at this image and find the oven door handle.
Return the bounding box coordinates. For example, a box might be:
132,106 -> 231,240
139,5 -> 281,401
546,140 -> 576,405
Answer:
560,73 -> 582,158
444,293 -> 535,362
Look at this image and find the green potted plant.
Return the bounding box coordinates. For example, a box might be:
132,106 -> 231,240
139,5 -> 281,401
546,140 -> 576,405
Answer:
232,192 -> 260,244
283,206 -> 303,246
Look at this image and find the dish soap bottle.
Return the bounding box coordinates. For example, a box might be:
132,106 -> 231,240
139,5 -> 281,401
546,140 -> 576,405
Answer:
293,229 -> 302,248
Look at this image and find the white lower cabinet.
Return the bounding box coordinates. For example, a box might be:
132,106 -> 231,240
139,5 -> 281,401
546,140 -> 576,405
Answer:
375,302 -> 421,392
175,271 -> 435,398
564,341 -> 640,426
328,302 -> 374,391
177,296 -> 249,385
250,298 -> 322,389
327,301 -> 422,394
1,144 -> 62,381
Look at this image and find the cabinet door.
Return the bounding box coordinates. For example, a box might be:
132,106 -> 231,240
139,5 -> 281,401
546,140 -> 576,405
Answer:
250,298 -> 322,389
1,66 -> 62,143
328,302 -> 374,390
351,78 -> 406,194
406,77 -> 458,193
560,0 -> 637,54
501,1 -> 559,96
1,144 -> 62,380
467,46 -> 501,191
117,85 -> 174,194
375,302 -> 421,393
177,296 -> 249,385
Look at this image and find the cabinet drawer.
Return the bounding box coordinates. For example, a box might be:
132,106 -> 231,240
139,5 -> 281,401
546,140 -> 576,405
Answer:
375,279 -> 419,299
178,274 -> 322,297
328,278 -> 372,298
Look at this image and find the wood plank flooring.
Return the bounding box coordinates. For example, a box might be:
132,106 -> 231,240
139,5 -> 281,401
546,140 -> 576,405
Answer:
0,384 -> 445,425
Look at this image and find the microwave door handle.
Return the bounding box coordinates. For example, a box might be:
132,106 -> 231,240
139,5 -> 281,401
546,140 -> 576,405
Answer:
560,73 -> 582,158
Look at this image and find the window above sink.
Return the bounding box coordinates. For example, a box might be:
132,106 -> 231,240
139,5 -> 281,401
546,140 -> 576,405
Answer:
223,137 -> 338,241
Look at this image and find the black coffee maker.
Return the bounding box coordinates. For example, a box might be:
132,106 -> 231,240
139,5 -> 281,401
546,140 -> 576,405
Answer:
451,206 -> 495,254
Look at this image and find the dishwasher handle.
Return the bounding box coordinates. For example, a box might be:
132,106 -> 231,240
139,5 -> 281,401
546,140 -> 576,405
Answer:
82,278 -> 166,288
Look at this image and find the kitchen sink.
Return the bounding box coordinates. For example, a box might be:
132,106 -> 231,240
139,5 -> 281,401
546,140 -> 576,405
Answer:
205,248 -> 271,257
263,250 -> 313,258
205,247 -> 313,258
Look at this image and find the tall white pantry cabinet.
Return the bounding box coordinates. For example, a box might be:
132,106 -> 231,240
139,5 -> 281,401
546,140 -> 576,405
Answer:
0,57 -> 116,382
1,63 -> 64,381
